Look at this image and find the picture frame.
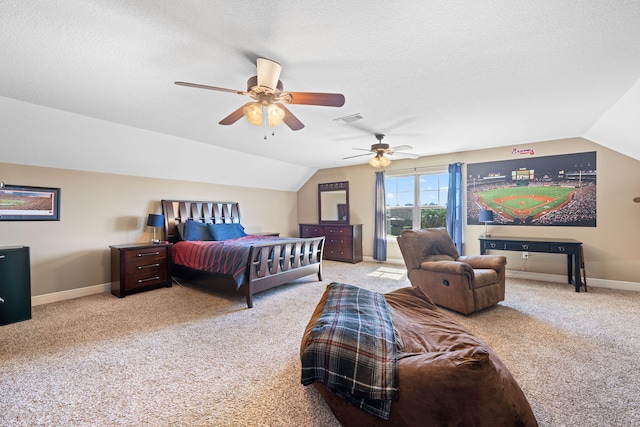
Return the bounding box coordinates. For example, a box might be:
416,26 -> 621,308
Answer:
0,184 -> 61,221
466,151 -> 596,227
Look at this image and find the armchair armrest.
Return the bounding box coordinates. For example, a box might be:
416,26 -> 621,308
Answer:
457,255 -> 506,272
419,260 -> 475,279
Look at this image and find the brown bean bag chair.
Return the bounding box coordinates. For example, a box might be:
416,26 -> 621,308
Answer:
300,285 -> 537,427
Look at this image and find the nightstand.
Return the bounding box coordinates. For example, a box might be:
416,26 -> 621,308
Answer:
110,243 -> 172,297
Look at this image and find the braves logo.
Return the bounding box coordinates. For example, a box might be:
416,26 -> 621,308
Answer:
511,148 -> 535,155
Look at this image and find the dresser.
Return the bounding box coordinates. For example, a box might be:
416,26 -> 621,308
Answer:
299,224 -> 363,263
110,243 -> 172,297
0,246 -> 32,325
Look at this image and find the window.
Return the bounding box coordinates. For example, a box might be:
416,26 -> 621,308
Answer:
386,172 -> 448,236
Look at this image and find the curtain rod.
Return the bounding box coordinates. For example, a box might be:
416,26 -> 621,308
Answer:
383,162 -> 464,174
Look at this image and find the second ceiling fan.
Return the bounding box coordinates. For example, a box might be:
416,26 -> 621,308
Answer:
343,133 -> 419,167
175,58 -> 345,131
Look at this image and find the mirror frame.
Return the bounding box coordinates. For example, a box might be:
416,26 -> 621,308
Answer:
318,181 -> 349,224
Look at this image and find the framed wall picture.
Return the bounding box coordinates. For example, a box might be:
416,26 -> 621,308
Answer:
467,151 -> 596,227
0,184 -> 61,221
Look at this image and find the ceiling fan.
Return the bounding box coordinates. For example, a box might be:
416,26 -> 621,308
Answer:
343,133 -> 419,168
175,58 -> 345,131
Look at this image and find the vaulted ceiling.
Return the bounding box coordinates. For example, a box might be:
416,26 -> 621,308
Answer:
2,1 -> 640,191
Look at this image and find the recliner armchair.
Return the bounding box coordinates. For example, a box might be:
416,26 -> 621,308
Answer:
397,228 -> 507,314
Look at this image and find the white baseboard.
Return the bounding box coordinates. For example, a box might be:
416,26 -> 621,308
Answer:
505,270 -> 640,291
31,283 -> 111,306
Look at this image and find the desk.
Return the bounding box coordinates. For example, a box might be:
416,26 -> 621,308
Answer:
479,236 -> 586,292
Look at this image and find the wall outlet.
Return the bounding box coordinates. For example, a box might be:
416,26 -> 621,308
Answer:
522,252 -> 530,259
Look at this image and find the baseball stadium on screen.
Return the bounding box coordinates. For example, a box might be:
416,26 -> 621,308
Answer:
467,152 -> 596,227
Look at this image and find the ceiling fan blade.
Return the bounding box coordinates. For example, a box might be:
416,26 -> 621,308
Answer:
219,103 -> 252,125
175,81 -> 246,95
351,147 -> 374,152
389,145 -> 413,152
256,58 -> 282,90
277,104 -> 305,131
342,153 -> 374,160
283,92 -> 345,107
390,151 -> 420,159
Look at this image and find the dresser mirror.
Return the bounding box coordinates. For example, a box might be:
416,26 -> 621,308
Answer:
318,181 -> 349,224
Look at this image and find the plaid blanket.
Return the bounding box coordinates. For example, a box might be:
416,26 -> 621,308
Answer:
301,282 -> 398,420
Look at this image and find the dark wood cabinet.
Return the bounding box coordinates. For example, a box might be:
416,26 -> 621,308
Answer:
300,224 -> 363,263
110,243 -> 172,297
0,246 -> 32,325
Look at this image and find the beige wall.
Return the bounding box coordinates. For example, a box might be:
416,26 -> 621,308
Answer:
3,136 -> 639,298
0,163 -> 297,296
297,137 -> 640,284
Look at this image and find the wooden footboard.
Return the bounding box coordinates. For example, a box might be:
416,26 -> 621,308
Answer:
245,236 -> 324,308
171,237 -> 324,308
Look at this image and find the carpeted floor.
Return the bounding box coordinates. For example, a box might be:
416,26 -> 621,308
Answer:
1,261 -> 639,426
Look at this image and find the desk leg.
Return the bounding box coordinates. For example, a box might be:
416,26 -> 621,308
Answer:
574,249 -> 582,292
567,254 -> 573,285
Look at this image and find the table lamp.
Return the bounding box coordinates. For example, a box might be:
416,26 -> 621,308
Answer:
479,209 -> 494,238
146,213 -> 164,244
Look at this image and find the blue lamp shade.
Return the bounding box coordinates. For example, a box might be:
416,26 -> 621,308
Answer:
479,210 -> 494,223
147,214 -> 164,244
147,214 -> 164,227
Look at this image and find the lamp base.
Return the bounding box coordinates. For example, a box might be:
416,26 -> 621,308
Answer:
149,239 -> 161,245
480,233 -> 491,238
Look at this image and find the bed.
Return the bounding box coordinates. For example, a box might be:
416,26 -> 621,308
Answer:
162,200 -> 324,308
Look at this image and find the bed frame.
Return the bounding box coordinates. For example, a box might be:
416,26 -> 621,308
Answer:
161,200 -> 324,308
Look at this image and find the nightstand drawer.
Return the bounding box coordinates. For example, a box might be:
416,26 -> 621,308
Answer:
124,269 -> 168,290
124,258 -> 167,276
124,247 -> 167,266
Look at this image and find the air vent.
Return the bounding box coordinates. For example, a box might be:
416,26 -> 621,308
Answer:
333,113 -> 364,124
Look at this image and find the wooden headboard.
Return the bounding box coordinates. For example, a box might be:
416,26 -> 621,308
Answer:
161,200 -> 241,243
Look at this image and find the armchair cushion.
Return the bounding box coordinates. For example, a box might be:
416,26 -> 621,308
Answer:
419,260 -> 475,280
398,228 -> 460,270
471,269 -> 500,288
458,254 -> 507,271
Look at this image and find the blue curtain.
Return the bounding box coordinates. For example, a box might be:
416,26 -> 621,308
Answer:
446,162 -> 463,252
374,171 -> 387,261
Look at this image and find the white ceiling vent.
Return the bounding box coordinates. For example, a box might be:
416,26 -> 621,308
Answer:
333,113 -> 364,124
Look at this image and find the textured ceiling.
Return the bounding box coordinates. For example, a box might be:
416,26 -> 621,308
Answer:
2,1 -> 640,178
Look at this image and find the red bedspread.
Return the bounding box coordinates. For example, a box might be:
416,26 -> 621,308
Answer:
171,236 -> 290,288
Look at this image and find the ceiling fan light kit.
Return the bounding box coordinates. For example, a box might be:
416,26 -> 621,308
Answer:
243,102 -> 285,128
369,153 -> 391,168
175,57 -> 345,132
